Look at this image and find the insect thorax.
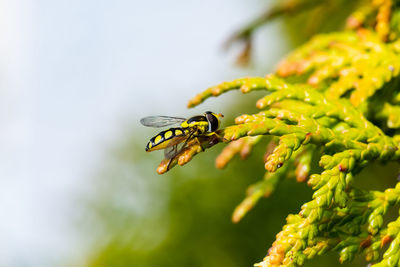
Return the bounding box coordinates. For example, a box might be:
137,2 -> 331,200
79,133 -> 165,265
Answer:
180,115 -> 209,135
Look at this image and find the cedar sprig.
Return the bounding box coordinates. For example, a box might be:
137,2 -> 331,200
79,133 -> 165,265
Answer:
154,1 -> 400,266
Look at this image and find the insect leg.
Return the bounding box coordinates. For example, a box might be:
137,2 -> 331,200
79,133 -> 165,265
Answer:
166,158 -> 173,171
193,137 -> 205,152
166,132 -> 195,171
207,132 -> 227,142
165,145 -> 178,171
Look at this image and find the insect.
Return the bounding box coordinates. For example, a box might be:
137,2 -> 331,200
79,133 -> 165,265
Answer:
140,111 -> 224,169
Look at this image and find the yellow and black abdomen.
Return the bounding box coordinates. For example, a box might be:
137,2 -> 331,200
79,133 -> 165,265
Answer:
145,128 -> 187,152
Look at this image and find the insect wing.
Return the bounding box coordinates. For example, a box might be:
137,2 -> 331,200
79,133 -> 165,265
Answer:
164,128 -> 198,159
163,136 -> 188,159
164,145 -> 178,159
140,116 -> 186,128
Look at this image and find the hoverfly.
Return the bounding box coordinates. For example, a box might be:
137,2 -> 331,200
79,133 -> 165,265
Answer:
140,111 -> 224,169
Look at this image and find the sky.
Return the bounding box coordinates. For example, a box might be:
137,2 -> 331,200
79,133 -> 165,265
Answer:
0,1 -> 285,266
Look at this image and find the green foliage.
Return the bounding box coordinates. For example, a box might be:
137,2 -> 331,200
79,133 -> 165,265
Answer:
152,0 -> 400,266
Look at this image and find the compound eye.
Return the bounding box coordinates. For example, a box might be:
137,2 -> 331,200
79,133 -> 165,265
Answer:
206,113 -> 219,132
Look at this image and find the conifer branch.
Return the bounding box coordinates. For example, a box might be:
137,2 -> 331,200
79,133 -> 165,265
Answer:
153,1 -> 400,265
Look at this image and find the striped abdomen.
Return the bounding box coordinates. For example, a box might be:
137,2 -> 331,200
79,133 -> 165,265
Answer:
145,127 -> 188,152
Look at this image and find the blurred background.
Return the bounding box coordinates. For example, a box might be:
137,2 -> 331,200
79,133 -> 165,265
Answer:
1,1 -> 397,267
